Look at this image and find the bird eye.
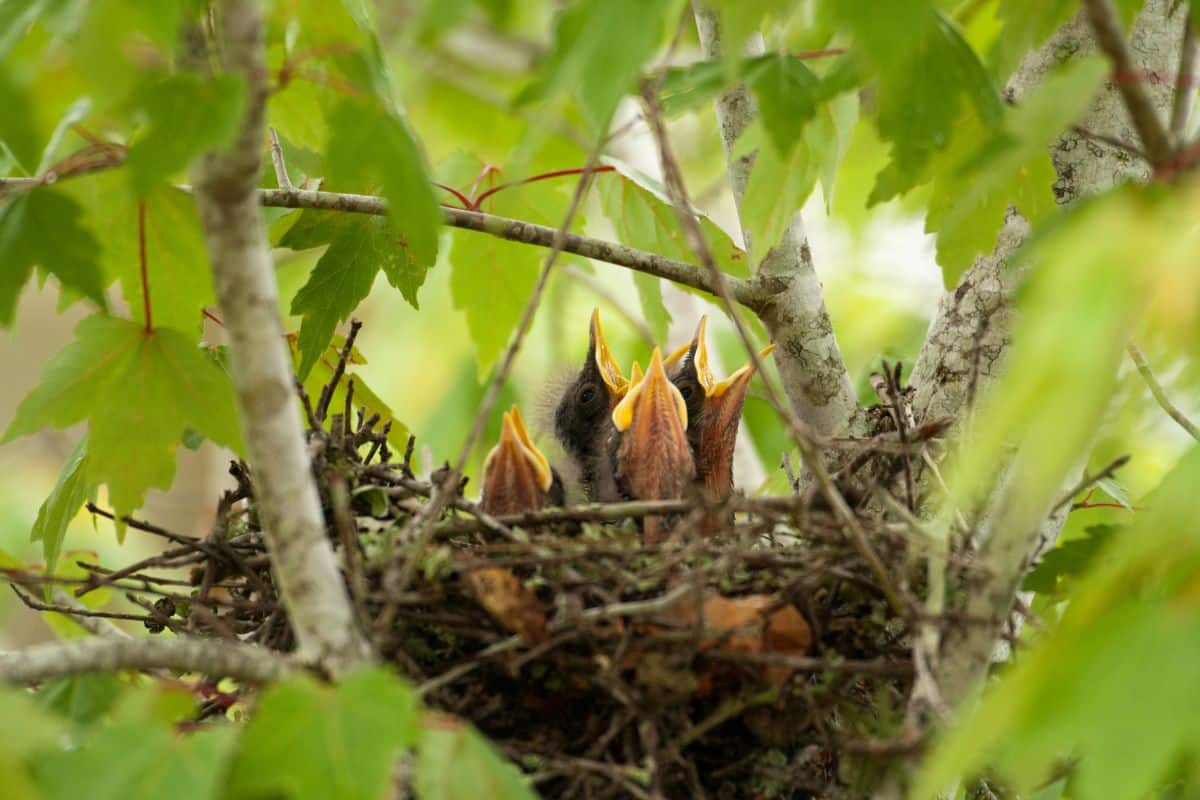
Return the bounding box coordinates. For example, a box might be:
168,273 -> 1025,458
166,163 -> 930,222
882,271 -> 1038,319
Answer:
679,384 -> 693,400
578,384 -> 598,406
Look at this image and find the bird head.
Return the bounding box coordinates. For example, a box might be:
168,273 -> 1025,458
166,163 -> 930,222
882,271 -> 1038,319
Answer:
612,347 -> 695,542
552,309 -> 631,503
553,308 -> 628,459
482,405 -> 561,515
667,316 -> 775,500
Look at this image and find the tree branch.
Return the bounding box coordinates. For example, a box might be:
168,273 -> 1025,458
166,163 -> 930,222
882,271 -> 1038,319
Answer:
920,0 -> 1186,710
0,636 -> 295,686
1170,12 -> 1197,140
1083,0 -> 1175,166
1127,342 -> 1200,440
257,187 -> 752,306
691,3 -> 862,436
188,0 -> 371,676
1,171 -> 754,309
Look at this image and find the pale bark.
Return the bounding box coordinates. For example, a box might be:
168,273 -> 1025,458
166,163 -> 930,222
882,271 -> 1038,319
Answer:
191,0 -> 371,676
0,636 -> 295,685
693,4 -> 864,437
921,0 -> 1186,708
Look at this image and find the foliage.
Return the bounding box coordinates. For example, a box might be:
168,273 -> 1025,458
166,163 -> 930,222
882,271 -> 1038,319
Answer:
0,0 -> 1198,797
0,669 -> 535,800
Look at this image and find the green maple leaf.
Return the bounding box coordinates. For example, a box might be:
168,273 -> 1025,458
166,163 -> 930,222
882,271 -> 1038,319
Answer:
516,0 -> 680,135
325,100 -> 441,269
926,58 -> 1108,286
750,54 -> 821,158
226,669 -> 419,800
823,2 -> 1002,203
415,724 -> 536,800
31,436 -> 93,580
125,72 -> 247,193
34,721 -> 235,800
66,174 -> 215,333
282,210 -> 426,379
0,188 -> 108,327
3,316 -> 244,521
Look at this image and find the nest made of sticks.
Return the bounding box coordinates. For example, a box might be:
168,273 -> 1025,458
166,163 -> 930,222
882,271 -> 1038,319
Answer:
12,337 -> 957,800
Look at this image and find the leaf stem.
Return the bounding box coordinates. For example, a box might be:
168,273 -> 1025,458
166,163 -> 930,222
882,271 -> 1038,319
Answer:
138,198 -> 152,333
471,164 -> 615,208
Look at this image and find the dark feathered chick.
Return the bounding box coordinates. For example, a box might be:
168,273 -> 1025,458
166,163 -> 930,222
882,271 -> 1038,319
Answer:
482,405 -> 564,515
553,309 -> 628,502
611,347 -> 695,544
666,317 -> 774,510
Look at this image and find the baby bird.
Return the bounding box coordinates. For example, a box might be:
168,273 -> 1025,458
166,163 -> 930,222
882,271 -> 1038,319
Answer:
611,347 -> 695,544
553,309 -> 628,502
481,405 -> 564,515
667,317 -> 774,510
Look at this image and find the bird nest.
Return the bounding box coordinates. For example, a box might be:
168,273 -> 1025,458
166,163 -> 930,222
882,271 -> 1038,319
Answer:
18,337 -> 948,800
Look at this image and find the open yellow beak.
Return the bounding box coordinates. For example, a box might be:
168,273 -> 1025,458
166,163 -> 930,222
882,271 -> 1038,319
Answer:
590,308 -> 628,397
483,405 -> 554,494
710,343 -> 776,398
612,347 -> 689,433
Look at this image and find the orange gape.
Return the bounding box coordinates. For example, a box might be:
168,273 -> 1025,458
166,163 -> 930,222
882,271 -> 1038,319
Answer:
481,405 -> 559,515
611,348 -> 695,544
667,316 -> 774,530
473,404 -> 558,645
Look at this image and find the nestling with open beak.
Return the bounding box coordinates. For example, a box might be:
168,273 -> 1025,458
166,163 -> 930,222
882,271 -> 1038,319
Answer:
667,317 -> 775,506
553,309 -> 629,503
611,347 -> 696,544
482,405 -> 564,515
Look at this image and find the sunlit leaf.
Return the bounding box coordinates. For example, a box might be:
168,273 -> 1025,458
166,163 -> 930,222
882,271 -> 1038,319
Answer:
281,209 -> 425,379
125,73 -> 246,193
3,315 -> 244,521
415,719 -> 537,800
67,176 -> 216,333
750,54 -> 820,157
918,447 -> 1200,799
827,4 -> 1004,202
326,99 -> 441,269
31,435 -> 92,580
925,58 -> 1108,285
227,669 -> 420,800
34,721 -> 236,800
516,0 -> 680,135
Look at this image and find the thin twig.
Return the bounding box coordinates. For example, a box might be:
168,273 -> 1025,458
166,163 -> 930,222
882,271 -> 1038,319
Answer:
1127,342 -> 1200,440
316,318 -> 362,423
0,163 -> 758,307
1170,12 -> 1197,140
1070,125 -> 1147,159
378,153 -> 606,631
1083,0 -> 1174,166
1049,454 -> 1132,514
268,127 -> 293,190
257,187 -> 757,306
637,82 -> 909,620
